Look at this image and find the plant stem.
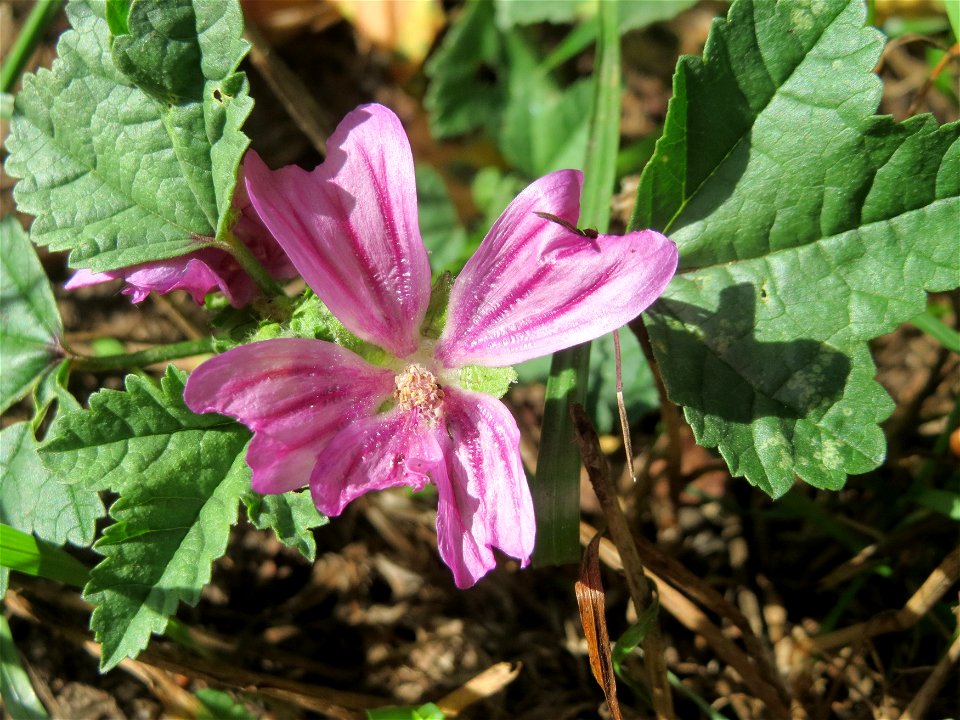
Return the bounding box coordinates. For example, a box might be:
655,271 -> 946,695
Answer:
570,403 -> 675,719
630,317 -> 682,483
219,230 -> 285,299
0,0 -> 64,94
70,337 -> 215,372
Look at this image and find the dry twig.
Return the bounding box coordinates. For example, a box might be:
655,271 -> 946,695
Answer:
570,402 -> 676,719
900,630 -> 960,720
628,526 -> 790,708
435,662 -> 522,716
905,42 -> 960,117
579,523 -> 795,719
244,22 -> 332,156
806,545 -> 960,653
4,586 -> 383,720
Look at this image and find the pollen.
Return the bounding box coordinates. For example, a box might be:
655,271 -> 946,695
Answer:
394,364 -> 445,426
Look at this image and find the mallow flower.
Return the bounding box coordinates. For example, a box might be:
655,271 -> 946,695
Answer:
65,163 -> 297,307
184,104 -> 678,587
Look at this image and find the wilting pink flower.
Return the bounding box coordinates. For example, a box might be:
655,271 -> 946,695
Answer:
184,104 -> 678,587
65,164 -> 297,307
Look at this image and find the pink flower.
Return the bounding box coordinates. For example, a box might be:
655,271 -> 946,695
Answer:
184,104 -> 678,587
64,163 -> 297,307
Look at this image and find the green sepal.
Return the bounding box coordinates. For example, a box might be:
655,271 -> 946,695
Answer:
287,291 -> 346,342
420,272 -> 453,340
456,365 -> 518,399
214,291 -> 393,366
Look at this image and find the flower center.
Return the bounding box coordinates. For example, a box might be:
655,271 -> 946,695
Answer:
394,364 -> 445,426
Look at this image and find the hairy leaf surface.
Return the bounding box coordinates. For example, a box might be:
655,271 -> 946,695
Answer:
0,423 -> 104,550
242,489 -> 327,563
5,0 -> 252,272
40,367 -> 250,670
634,0 -> 959,496
0,217 -> 63,413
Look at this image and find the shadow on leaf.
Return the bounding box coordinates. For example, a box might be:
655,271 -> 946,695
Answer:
649,283 -> 850,424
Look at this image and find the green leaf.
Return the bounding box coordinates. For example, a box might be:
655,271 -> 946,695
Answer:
633,0 -> 960,497
501,75 -> 593,177
0,422 -> 104,552
31,359 -> 81,432
242,489 -> 327,562
612,593 -> 660,673
616,1 -> 700,33
367,703 -> 446,720
0,216 -> 63,414
498,41 -> 593,177
912,488 -> 960,520
518,319 -> 657,434
104,0 -> 131,35
195,688 -> 255,720
424,0 -> 606,175
0,523 -> 91,588
948,0 -> 960,42
0,615 -> 49,720
416,165 -> 470,275
494,0 -> 581,28
39,367 -> 250,670
495,0 -> 698,33
471,167 -> 528,234
40,366 -> 243,491
424,0 -> 505,139
5,0 -> 253,272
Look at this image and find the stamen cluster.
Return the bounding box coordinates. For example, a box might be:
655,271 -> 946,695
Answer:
394,364 -> 444,426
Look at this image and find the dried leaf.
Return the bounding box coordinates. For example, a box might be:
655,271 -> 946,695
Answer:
575,533 -> 621,720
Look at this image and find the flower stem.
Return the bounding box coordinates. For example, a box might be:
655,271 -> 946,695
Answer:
0,0 -> 64,94
70,337 -> 215,372
220,230 -> 285,299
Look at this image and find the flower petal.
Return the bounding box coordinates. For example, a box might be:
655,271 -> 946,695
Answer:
234,159 -> 299,282
64,268 -> 136,296
65,253 -> 234,305
433,387 -> 535,588
244,104 -> 432,357
184,338 -> 395,494
309,410 -> 443,515
64,162 -> 296,308
435,170 -> 679,368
